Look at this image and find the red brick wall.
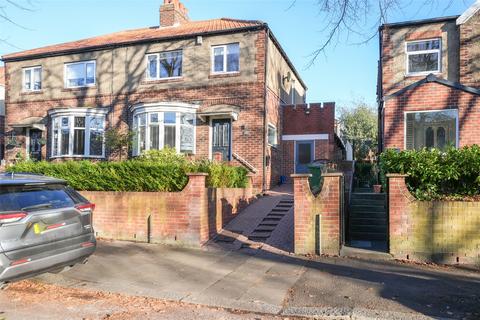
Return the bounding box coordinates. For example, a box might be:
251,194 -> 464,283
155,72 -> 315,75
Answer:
283,103 -> 335,135
459,13 -> 480,88
291,173 -> 342,255
383,81 -> 480,150
81,173 -> 256,246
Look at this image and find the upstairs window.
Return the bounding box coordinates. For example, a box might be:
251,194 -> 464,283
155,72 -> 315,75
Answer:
23,66 -> 42,92
406,39 -> 441,75
405,110 -> 457,150
146,50 -> 182,80
267,124 -> 278,147
65,61 -> 96,88
212,43 -> 240,73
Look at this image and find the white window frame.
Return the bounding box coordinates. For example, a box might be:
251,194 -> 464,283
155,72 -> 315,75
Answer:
49,108 -> 107,158
145,50 -> 183,81
64,60 -> 96,88
211,43 -> 240,74
403,109 -> 459,150
23,66 -> 42,92
131,102 -> 199,156
267,123 -> 278,147
405,38 -> 442,76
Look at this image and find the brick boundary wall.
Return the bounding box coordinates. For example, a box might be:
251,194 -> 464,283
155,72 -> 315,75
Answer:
291,172 -> 343,255
80,173 -> 256,247
387,174 -> 480,266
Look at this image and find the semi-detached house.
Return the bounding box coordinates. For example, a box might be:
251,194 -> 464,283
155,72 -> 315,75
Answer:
2,0 -> 344,190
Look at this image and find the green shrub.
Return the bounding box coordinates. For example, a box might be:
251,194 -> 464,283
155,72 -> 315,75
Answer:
379,146 -> 480,200
8,153 -> 249,192
137,148 -> 187,165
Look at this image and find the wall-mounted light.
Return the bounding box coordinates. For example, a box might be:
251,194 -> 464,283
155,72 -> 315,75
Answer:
196,35 -> 203,45
282,71 -> 291,85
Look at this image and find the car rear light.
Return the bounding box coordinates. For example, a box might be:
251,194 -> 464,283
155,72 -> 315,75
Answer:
0,212 -> 27,224
10,258 -> 31,266
81,242 -> 95,248
75,203 -> 95,213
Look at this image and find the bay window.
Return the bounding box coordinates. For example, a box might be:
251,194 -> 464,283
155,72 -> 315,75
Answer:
405,109 -> 458,150
132,106 -> 196,156
406,39 -> 441,75
50,109 -> 107,158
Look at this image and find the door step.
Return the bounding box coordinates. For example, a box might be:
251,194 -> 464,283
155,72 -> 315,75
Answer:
340,246 -> 392,260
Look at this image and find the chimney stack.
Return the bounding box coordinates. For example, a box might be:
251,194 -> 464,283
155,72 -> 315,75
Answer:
160,0 -> 189,27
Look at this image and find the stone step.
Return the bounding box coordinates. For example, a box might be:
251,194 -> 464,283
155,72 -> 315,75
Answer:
271,208 -> 290,212
349,199 -> 385,206
267,214 -> 286,218
276,204 -> 293,208
350,225 -> 387,234
253,226 -> 276,232
258,223 -> 278,227
248,235 -> 270,241
263,217 -> 282,222
350,212 -> 387,219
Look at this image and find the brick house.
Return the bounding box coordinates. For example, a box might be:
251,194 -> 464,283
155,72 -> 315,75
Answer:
378,2 -> 480,152
1,0 -> 342,190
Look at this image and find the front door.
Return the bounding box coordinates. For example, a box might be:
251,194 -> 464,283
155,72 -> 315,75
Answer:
28,129 -> 43,161
212,119 -> 231,161
295,140 -> 314,173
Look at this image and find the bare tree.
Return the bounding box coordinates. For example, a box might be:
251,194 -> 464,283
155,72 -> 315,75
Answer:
0,0 -> 35,49
291,0 -> 463,67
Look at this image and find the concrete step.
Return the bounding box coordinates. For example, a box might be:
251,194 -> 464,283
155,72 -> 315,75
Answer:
340,245 -> 392,260
258,222 -> 278,227
271,208 -> 290,212
268,213 -> 286,217
253,226 -> 276,232
349,199 -> 385,206
248,235 -> 270,241
263,217 -> 282,222
349,211 -> 387,219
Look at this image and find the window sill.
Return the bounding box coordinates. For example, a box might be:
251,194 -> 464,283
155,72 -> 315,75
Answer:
62,86 -> 97,92
50,155 -> 105,159
209,72 -> 240,79
21,90 -> 43,95
405,71 -> 441,78
141,77 -> 184,85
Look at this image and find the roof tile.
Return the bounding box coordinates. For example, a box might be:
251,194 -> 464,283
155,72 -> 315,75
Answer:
2,18 -> 264,60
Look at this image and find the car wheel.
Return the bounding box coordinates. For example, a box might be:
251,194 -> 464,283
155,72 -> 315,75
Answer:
0,282 -> 9,290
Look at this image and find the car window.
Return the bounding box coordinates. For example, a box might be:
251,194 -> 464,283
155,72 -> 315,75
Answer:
0,184 -> 77,212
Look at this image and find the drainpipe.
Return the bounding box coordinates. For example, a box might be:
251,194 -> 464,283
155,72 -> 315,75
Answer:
262,26 -> 270,194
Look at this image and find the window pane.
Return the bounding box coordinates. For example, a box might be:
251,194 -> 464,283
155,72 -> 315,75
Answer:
159,51 -> 182,78
61,128 -> 70,155
24,69 -> 31,90
164,126 -> 176,148
147,55 -> 158,79
406,110 -> 457,150
86,63 -> 95,84
138,114 -> 146,153
33,68 -> 42,90
408,53 -> 439,73
89,131 -> 103,156
268,126 -> 277,145
226,43 -> 240,72
164,112 -> 176,124
67,63 -> 85,87
89,117 -> 104,130
73,129 -> 85,155
150,113 -> 159,123
214,47 -> 224,72
298,143 -> 312,164
407,40 -> 440,52
53,119 -> 59,156
150,125 -> 160,150
180,113 -> 194,153
75,117 -> 85,128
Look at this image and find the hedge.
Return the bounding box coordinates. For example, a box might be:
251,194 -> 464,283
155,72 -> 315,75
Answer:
7,159 -> 249,192
379,146 -> 480,200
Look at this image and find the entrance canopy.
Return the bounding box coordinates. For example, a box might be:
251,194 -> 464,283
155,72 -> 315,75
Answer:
10,117 -> 46,131
197,104 -> 240,122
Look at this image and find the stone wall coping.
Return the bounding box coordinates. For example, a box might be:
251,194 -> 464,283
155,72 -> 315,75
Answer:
290,173 -> 312,178
322,172 -> 343,177
186,172 -> 209,176
386,173 -> 408,178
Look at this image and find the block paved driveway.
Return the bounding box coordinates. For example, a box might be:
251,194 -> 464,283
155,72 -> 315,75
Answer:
1,187 -> 480,319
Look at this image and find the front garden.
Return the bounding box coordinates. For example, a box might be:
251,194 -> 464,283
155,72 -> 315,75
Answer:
7,148 -> 249,192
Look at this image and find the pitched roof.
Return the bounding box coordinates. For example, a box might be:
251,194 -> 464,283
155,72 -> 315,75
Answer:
2,18 -> 265,61
385,74 -> 480,100
457,0 -> 480,25
0,66 -> 4,86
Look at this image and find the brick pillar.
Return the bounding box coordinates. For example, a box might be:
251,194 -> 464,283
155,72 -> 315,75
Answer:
291,173 -> 343,255
184,173 -> 209,244
387,174 -> 415,258
291,174 -> 313,255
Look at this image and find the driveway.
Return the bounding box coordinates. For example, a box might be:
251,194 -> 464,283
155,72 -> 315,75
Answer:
4,240 -> 478,320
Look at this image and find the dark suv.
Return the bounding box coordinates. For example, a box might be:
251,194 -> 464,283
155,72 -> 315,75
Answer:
0,173 -> 96,287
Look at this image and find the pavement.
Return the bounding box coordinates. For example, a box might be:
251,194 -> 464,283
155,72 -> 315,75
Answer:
1,186 -> 479,319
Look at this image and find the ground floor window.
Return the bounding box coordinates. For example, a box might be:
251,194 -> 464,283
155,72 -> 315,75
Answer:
50,109 -> 107,158
405,109 -> 458,150
132,109 -> 195,156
